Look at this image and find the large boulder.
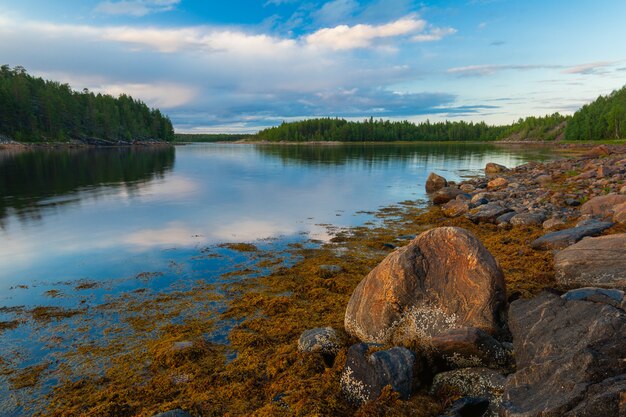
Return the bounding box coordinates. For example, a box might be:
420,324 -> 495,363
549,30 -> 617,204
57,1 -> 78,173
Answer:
426,172 -> 449,193
613,201 -> 626,224
580,194 -> 626,217
341,343 -> 416,404
501,292 -> 626,417
345,227 -> 507,345
485,163 -> 509,174
431,367 -> 506,417
530,220 -> 614,250
554,234 -> 626,288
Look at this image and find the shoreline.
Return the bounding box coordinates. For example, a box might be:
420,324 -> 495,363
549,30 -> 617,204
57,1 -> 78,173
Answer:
2,144 -> 625,416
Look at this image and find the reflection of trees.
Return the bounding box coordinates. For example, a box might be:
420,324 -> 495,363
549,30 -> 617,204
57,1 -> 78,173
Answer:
254,143 -> 554,167
0,146 -> 175,225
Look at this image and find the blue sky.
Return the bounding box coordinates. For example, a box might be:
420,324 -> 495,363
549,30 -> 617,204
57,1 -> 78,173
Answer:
1,0 -> 625,132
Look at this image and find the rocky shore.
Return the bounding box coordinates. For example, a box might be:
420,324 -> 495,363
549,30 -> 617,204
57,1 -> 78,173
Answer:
291,144 -> 626,417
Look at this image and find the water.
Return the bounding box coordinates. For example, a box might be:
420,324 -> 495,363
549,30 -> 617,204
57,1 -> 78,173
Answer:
0,143 -> 556,293
0,142 -> 556,414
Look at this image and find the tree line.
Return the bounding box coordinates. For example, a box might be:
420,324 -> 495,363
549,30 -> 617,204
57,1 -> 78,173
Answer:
565,86 -> 626,140
0,65 -> 175,143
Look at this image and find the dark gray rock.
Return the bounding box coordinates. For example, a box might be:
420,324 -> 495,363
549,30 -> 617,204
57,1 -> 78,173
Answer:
426,172 -> 449,193
298,327 -> 342,361
341,343 -> 416,404
431,367 -> 505,417
431,327 -> 512,370
153,410 -> 192,417
530,220 -> 614,250
466,204 -> 514,224
554,233 -> 626,288
501,292 -> 626,417
495,212 -> 516,225
438,397 -> 489,417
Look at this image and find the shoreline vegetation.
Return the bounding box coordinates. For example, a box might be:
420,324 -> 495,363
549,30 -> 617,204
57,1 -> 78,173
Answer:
1,143 -> 624,416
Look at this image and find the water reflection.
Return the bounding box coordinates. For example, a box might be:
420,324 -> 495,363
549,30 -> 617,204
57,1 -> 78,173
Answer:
0,143 -> 555,289
0,146 -> 175,225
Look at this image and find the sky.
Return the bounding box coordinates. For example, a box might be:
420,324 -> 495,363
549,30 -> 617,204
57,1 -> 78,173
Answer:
0,0 -> 625,133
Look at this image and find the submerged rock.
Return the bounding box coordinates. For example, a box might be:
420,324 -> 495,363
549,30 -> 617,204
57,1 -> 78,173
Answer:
501,292 -> 626,417
530,220 -> 614,250
554,234 -> 626,288
345,227 -> 506,345
426,172 -> 449,193
341,343 -> 416,404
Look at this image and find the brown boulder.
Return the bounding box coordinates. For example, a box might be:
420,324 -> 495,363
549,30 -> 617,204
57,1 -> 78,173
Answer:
432,187 -> 464,205
554,234 -> 626,288
344,227 -> 507,344
426,172 -> 448,193
580,194 -> 626,217
613,201 -> 626,224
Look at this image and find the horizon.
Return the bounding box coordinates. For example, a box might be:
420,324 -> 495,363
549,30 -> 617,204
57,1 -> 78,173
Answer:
1,0 -> 625,134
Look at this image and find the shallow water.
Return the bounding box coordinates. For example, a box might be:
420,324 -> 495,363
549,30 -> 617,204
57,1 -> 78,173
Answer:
0,142 -> 557,414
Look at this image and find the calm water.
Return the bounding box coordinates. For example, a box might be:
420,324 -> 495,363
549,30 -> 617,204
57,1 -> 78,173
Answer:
0,143 -> 558,414
0,143 -> 556,295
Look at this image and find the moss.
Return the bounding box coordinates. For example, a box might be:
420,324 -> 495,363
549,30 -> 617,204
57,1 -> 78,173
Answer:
0,320 -> 19,333
9,362 -> 49,389
30,306 -> 83,322
218,242 -> 259,252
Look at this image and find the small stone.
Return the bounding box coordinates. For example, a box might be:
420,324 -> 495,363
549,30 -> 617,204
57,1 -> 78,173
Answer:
153,410 -> 192,417
564,198 -> 581,207
431,368 -> 505,417
438,397 -> 490,417
487,178 -> 508,190
495,212 -> 516,225
542,217 -> 565,230
433,187 -> 464,205
298,327 -> 342,357
535,174 -> 552,184
341,343 -> 416,404
460,183 -> 475,192
466,204 -> 514,224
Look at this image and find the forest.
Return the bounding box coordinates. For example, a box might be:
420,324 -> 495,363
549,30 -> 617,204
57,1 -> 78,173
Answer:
565,85 -> 626,140
0,65 -> 175,143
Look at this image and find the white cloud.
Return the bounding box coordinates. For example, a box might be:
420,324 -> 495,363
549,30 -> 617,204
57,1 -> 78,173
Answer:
561,61 -> 616,75
311,0 -> 360,26
447,64 -> 561,76
305,16 -> 426,50
412,27 -> 457,42
95,0 -> 181,17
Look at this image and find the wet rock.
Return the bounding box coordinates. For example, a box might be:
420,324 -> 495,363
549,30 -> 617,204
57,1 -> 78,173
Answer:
431,327 -> 512,370
431,368 -> 505,417
485,163 -> 509,174
433,187 -> 464,205
554,234 -> 626,288
426,172 -> 449,193
341,343 -> 415,404
438,397 -> 489,417
509,212 -> 546,227
460,183 -> 475,192
442,199 -> 470,218
466,204 -> 514,224
580,194 -> 626,217
345,227 -> 506,345
153,410 -> 192,417
530,220 -> 614,250
501,292 -> 626,417
561,287 -> 625,309
298,327 -> 342,366
487,178 -> 508,190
